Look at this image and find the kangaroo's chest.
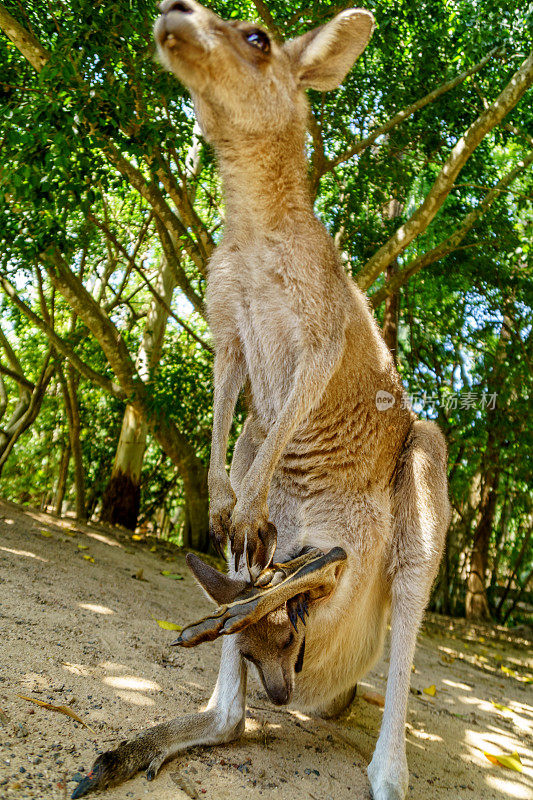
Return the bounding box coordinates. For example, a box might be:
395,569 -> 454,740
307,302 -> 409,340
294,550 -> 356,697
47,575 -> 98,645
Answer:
210,242 -> 303,422
240,288 -> 299,410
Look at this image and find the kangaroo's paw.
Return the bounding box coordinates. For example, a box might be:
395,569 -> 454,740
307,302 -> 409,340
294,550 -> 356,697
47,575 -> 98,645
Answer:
71,730 -> 169,798
367,750 -> 408,800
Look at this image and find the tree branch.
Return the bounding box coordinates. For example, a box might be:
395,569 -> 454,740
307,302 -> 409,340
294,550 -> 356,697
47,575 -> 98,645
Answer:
0,271 -> 125,399
88,213 -> 211,350
0,361 -> 35,391
252,0 -> 281,37
0,3 -> 48,70
40,248 -> 209,477
0,7 -> 209,280
101,141 -> 207,275
326,46 -> 505,174
357,48 -> 533,290
369,148 -> 533,306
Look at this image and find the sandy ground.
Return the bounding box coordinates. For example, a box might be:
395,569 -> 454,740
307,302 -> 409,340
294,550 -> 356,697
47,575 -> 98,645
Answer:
0,499 -> 532,800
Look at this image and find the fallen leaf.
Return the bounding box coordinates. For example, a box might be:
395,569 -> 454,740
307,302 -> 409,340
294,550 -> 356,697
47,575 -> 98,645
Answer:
83,555 -> 95,563
360,690 -> 385,708
170,771 -> 199,799
501,665 -> 516,677
484,751 -> 522,772
423,685 -> 436,696
17,695 -> 95,733
150,545 -> 157,552
65,530 -> 77,537
132,534 -> 143,541
440,653 -> 455,665
160,571 -> 183,580
77,544 -> 89,550
491,701 -> 512,714
478,636 -> 485,643
153,618 -> 182,631
39,530 -> 53,537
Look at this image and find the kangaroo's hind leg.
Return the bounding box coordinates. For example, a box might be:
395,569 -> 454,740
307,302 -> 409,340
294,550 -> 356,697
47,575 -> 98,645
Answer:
72,637 -> 247,798
368,421 -> 451,800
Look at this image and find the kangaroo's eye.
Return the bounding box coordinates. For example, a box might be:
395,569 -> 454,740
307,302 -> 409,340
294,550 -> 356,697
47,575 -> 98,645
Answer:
246,30 -> 271,54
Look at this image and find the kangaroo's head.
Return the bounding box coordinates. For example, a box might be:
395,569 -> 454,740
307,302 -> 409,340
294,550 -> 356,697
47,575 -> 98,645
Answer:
181,548 -> 346,706
154,1 -> 374,142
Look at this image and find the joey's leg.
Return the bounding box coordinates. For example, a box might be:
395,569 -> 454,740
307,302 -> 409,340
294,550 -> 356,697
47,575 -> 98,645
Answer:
368,421 -> 450,800
208,345 -> 245,556
231,342 -> 343,576
72,637 -> 247,798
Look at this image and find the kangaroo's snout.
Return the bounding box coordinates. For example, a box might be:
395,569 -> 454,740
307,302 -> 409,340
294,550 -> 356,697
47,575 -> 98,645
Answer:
265,682 -> 292,706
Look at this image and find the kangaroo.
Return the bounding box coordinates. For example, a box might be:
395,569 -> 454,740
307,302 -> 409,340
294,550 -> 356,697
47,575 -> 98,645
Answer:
72,3 -> 450,799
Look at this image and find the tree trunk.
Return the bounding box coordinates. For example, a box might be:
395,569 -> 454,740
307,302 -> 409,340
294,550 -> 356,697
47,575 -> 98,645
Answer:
496,525 -> 532,620
101,404 -> 147,529
465,465 -> 499,620
54,441 -> 71,516
101,254 -> 176,530
465,315 -> 511,620
502,564 -> 533,624
380,200 -> 402,364
59,367 -> 87,521
0,354 -> 54,479
181,463 -> 210,551
382,261 -> 399,364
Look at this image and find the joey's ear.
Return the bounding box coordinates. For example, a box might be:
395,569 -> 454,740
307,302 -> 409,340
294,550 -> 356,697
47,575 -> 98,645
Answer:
285,8 -> 374,91
186,553 -> 247,605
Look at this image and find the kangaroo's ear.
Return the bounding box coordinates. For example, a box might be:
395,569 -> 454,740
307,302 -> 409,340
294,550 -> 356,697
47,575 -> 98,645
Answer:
186,553 -> 247,605
175,547 -> 347,647
285,9 -> 374,91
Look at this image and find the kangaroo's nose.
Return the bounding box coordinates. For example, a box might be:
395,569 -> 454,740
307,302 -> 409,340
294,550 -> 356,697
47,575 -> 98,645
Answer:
159,0 -> 194,14
267,685 -> 290,706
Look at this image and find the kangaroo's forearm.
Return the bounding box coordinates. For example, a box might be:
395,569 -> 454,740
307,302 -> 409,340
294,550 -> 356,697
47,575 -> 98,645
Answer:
209,351 -> 245,479
240,344 -> 343,503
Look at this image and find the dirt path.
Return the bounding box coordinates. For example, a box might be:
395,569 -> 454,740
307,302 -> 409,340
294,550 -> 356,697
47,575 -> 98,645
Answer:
0,500 -> 531,800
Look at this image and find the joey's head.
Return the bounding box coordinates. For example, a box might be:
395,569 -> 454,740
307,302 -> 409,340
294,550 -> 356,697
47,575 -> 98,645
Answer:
180,548 -> 348,707
236,602 -> 306,706
154,1 -> 374,144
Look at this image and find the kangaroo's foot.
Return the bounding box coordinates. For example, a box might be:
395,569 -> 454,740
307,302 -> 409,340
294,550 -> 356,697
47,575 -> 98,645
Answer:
71,723 -> 177,798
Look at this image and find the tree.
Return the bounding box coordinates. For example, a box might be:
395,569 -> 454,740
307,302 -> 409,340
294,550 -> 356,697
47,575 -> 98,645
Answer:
0,0 -> 531,568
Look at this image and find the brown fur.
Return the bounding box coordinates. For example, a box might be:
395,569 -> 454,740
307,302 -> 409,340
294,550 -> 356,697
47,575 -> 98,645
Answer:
72,5 -> 451,798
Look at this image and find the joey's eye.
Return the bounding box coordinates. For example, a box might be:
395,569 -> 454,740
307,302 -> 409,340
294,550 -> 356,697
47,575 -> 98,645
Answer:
245,30 -> 271,54
282,632 -> 294,650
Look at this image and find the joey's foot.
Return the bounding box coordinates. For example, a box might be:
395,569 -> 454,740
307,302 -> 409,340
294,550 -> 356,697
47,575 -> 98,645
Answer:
229,505 -> 277,577
71,732 -> 170,798
367,749 -> 408,800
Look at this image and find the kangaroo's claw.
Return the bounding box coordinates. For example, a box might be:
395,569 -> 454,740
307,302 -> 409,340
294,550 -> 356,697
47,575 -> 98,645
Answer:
71,767 -> 103,799
287,593 -> 308,632
288,601 -> 299,632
